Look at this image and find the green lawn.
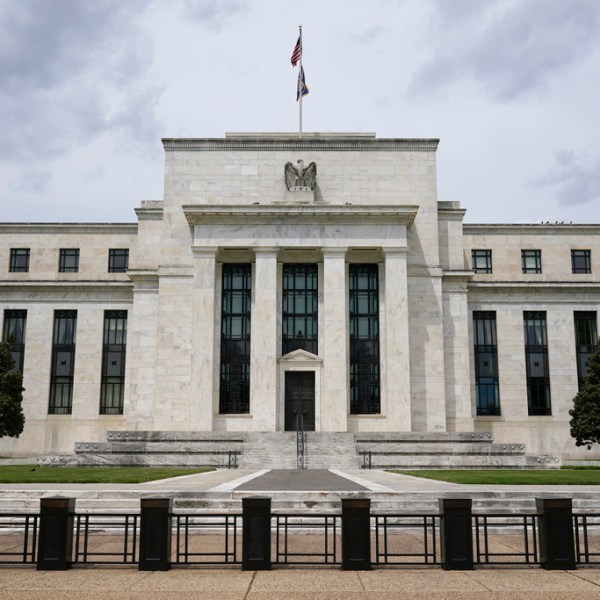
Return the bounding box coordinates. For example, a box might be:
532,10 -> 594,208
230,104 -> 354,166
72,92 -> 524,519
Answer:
388,467 -> 600,485
0,466 -> 215,484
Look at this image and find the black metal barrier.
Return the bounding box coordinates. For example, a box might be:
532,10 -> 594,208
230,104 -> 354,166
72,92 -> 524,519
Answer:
537,498 -> 576,570
440,498 -> 473,570
139,498 -> 172,571
242,497 -> 271,570
342,498 -> 371,570
37,497 -> 75,570
0,495 -> 596,571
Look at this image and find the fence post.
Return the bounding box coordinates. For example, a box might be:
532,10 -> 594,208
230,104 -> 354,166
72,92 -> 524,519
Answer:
242,497 -> 271,570
139,498 -> 172,571
342,497 -> 371,570
439,498 -> 473,570
536,498 -> 576,570
37,497 -> 75,570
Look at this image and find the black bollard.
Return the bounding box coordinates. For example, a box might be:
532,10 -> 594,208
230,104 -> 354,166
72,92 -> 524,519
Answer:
536,498 -> 576,570
37,497 -> 75,570
440,498 -> 473,570
139,498 -> 172,571
242,497 -> 271,570
341,498 -> 371,570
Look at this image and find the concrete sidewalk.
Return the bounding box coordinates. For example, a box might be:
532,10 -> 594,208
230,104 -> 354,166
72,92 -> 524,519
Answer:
2,567 -> 600,599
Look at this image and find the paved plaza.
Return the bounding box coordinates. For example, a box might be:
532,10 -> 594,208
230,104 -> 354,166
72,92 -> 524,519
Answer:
2,469 -> 600,598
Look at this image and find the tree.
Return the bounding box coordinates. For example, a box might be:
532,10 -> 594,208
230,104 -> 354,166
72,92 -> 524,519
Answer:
0,341 -> 25,438
570,343 -> 600,449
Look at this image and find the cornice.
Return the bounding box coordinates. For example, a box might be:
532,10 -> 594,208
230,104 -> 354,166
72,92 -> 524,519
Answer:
442,270 -> 473,283
0,223 -> 137,234
183,204 -> 419,227
464,223 -> 600,236
163,137 -> 439,152
468,281 -> 600,293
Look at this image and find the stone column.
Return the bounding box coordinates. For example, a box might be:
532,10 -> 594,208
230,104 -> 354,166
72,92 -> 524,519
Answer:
190,247 -> 218,431
250,247 -> 279,431
382,248 -> 411,431
322,248 -> 348,431
125,271 -> 159,428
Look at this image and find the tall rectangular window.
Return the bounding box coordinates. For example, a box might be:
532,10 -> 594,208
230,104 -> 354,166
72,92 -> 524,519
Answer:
572,250 -> 591,274
108,249 -> 129,273
473,311 -> 500,415
59,248 -> 79,272
349,264 -> 380,414
9,249 -> 30,272
524,311 -> 551,416
49,310 -> 77,414
219,264 -> 251,414
100,310 -> 127,414
2,310 -> 27,373
522,250 -> 542,274
574,311 -> 597,390
282,264 -> 318,355
472,249 -> 492,274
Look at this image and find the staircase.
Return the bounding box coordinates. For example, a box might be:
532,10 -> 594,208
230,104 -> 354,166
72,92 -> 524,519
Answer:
65,430 -> 559,470
354,432 -> 560,469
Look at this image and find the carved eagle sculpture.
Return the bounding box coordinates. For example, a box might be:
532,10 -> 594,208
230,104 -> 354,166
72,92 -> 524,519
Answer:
284,159 -> 317,190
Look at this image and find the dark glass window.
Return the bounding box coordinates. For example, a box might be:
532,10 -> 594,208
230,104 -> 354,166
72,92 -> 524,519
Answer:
108,249 -> 129,273
522,250 -> 542,274
100,310 -> 127,414
574,311 -> 597,390
59,248 -> 79,273
524,311 -> 551,415
472,250 -> 492,274
9,249 -> 30,272
572,250 -> 591,274
349,264 -> 380,414
473,311 -> 500,415
49,310 -> 77,414
282,264 -> 318,355
219,264 -> 251,414
2,310 -> 27,373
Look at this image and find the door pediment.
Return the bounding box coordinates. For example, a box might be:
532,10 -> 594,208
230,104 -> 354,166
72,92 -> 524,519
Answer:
278,349 -> 322,363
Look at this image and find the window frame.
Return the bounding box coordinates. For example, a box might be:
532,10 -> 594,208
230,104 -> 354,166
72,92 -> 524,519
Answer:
282,263 -> 318,355
523,311 -> 551,416
521,249 -> 542,274
9,248 -> 30,273
108,249 -> 129,273
571,250 -> 591,274
471,249 -> 493,274
58,248 -> 80,273
473,311 -> 500,416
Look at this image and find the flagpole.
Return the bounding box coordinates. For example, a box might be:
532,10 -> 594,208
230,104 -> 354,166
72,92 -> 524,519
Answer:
298,25 -> 303,138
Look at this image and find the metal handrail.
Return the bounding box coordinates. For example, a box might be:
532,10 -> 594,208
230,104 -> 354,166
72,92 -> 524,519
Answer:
296,412 -> 306,470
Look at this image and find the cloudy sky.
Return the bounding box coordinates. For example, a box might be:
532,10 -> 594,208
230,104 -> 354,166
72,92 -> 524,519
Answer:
1,0 -> 599,224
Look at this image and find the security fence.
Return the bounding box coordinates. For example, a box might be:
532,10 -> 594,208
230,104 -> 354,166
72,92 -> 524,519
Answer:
0,496 -> 597,571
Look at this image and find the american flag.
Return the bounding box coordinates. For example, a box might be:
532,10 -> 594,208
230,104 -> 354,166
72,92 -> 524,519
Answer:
291,36 -> 301,66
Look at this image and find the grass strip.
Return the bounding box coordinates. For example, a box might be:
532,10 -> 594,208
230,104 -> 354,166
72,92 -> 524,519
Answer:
0,466 -> 215,484
388,468 -> 600,485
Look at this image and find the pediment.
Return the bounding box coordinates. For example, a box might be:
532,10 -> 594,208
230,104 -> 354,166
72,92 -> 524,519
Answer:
278,349 -> 323,363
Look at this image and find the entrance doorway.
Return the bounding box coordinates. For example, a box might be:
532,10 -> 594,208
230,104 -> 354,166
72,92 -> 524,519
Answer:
284,371 -> 315,431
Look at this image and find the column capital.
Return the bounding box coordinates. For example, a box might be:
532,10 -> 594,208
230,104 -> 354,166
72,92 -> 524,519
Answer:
191,246 -> 218,258
253,246 -> 279,258
322,247 -> 348,258
382,246 -> 409,256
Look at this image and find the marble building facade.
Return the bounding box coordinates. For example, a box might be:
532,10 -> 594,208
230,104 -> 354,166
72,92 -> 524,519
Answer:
1,132 -> 599,460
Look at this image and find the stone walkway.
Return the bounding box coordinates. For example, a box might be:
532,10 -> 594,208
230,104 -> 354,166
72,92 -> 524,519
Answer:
2,567 -> 600,599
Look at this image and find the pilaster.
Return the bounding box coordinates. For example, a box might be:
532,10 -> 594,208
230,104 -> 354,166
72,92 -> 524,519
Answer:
191,247 -> 218,430
382,248 -> 411,431
322,248 -> 348,431
250,247 -> 279,430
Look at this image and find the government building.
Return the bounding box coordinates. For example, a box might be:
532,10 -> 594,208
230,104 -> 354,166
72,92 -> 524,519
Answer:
1,133 -> 599,463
